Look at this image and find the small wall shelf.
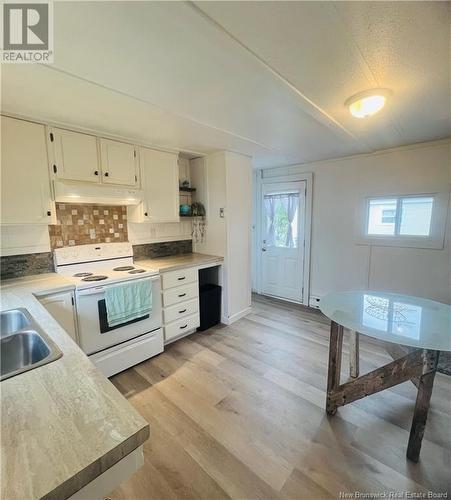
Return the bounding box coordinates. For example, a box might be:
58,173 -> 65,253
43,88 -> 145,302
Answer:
179,187 -> 196,193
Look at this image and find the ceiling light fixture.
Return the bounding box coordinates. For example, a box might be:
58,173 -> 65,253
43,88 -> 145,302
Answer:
345,89 -> 392,118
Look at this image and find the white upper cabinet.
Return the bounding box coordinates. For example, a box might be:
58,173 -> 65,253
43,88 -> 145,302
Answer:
99,138 -> 138,187
1,116 -> 54,225
51,127 -> 100,183
129,148 -> 179,223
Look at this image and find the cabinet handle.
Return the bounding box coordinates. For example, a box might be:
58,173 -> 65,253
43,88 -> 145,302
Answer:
47,211 -> 51,217
177,276 -> 186,281
104,172 -> 109,177
178,293 -> 186,298
179,309 -> 187,314
180,324 -> 188,330
144,212 -> 148,217
53,164 -> 57,174
94,170 -> 99,176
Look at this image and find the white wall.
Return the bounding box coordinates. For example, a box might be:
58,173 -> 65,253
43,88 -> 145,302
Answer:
257,140 -> 451,304
127,221 -> 192,245
225,152 -> 253,322
1,220 -> 192,256
192,153 -> 228,258
0,225 -> 52,256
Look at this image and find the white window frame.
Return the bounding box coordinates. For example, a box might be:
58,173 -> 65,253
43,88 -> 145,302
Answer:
356,191 -> 450,249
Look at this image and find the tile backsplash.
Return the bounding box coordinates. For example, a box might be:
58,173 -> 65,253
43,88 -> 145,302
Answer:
49,203 -> 128,249
1,252 -> 54,280
133,240 -> 192,260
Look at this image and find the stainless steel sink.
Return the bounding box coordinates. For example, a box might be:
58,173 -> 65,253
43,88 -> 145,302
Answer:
0,308 -> 63,381
1,309 -> 30,337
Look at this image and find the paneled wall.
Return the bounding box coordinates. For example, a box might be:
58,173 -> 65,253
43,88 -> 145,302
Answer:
256,140 -> 451,304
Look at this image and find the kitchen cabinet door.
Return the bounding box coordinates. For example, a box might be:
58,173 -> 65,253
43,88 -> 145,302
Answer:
100,138 -> 138,187
39,291 -> 78,343
51,127 -> 100,183
1,116 -> 54,224
137,147 -> 179,223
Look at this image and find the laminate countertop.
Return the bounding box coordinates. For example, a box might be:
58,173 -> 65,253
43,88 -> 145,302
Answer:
0,273 -> 149,500
136,252 -> 224,273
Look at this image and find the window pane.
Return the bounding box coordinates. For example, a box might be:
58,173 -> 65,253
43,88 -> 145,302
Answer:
264,193 -> 299,248
399,197 -> 433,236
367,198 -> 397,235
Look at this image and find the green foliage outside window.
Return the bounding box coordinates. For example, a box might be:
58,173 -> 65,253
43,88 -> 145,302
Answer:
273,202 -> 289,247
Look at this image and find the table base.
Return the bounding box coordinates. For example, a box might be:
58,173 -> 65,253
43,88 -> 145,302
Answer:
326,321 -> 440,462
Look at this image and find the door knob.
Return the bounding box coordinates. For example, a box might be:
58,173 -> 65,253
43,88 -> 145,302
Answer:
262,248 -> 267,252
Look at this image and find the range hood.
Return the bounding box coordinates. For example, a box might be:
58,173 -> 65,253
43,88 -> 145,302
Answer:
54,180 -> 143,206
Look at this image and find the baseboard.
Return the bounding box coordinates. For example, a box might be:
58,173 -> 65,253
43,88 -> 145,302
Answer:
221,306 -> 252,325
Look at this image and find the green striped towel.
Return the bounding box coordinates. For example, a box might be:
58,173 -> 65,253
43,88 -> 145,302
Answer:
105,279 -> 152,327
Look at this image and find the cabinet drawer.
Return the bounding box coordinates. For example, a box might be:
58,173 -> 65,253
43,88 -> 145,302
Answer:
163,298 -> 199,324
162,267 -> 198,289
162,283 -> 198,307
164,313 -> 200,342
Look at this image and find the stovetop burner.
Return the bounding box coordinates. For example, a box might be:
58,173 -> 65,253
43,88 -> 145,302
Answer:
129,269 -> 146,274
73,272 -> 94,278
113,266 -> 135,271
81,275 -> 109,282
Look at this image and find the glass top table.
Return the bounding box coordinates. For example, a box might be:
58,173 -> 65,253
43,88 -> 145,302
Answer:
320,290 -> 451,352
320,290 -> 450,462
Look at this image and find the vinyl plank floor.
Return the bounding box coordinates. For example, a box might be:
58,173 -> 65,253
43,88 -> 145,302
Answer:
110,294 -> 451,499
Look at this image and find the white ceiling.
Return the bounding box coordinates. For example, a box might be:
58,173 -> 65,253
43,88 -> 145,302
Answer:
2,1 -> 450,168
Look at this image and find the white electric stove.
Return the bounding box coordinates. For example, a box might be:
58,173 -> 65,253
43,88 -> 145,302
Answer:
54,242 -> 163,377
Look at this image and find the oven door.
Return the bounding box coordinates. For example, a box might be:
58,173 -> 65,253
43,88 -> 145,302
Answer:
75,275 -> 161,355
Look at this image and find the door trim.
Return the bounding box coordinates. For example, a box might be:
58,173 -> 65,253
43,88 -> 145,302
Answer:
255,172 -> 313,307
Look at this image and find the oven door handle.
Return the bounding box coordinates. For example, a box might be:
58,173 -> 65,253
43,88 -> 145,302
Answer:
75,275 -> 159,296
76,286 -> 106,296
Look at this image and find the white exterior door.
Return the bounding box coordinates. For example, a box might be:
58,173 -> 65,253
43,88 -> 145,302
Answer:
260,181 -> 306,302
99,138 -> 138,186
51,128 -> 100,183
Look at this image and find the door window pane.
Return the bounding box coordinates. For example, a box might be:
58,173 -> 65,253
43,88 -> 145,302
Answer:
399,197 -> 433,236
264,193 -> 299,248
367,198 -> 397,235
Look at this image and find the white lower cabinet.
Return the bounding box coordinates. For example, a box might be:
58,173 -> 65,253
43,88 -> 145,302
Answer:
163,298 -> 199,324
38,291 -> 78,344
69,445 -> 144,500
164,313 -> 200,343
162,283 -> 198,308
161,267 -> 200,343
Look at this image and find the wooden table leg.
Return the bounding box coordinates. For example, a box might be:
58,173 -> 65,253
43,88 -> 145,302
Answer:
349,330 -> 359,378
326,321 -> 344,415
407,350 -> 439,462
